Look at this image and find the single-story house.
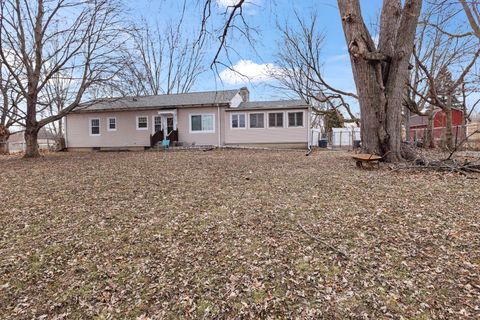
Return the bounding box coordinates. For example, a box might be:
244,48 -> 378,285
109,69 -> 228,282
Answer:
65,88 -> 312,150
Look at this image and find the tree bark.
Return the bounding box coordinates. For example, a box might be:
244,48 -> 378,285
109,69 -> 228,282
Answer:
0,125 -> 9,154
24,126 -> 40,158
425,110 -> 434,148
444,107 -> 453,150
404,107 -> 410,143
337,0 -> 422,162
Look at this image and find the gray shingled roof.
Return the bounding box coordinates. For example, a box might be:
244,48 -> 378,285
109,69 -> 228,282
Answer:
228,99 -> 308,111
74,89 -> 239,113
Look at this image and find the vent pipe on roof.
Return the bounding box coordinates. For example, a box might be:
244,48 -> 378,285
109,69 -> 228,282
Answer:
239,87 -> 249,102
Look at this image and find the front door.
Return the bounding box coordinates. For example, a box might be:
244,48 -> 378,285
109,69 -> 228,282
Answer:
166,116 -> 174,136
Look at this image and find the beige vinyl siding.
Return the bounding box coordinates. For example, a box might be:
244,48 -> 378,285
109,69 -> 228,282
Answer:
177,107 -> 221,146
66,105 -> 308,149
67,107 -> 224,148
224,109 -> 308,144
66,110 -> 160,148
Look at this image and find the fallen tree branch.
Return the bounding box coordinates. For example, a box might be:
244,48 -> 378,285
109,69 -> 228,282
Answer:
446,130 -> 480,160
295,220 -> 349,259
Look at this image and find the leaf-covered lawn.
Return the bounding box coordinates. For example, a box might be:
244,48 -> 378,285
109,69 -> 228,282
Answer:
0,150 -> 479,319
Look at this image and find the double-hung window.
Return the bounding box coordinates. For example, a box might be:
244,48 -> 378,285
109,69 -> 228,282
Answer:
288,112 -> 303,127
90,118 -> 100,136
249,113 -> 264,128
268,112 -> 283,128
231,113 -> 246,129
190,114 -> 215,133
107,117 -> 117,131
136,116 -> 148,130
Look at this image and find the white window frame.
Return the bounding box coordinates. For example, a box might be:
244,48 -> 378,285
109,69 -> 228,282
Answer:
230,113 -> 246,129
89,118 -> 101,136
287,111 -> 305,128
249,112 -> 265,129
107,117 -> 117,131
136,115 -> 149,130
267,111 -> 284,128
189,113 -> 215,133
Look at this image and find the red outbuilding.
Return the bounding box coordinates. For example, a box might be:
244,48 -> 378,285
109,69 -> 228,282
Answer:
408,108 -> 464,143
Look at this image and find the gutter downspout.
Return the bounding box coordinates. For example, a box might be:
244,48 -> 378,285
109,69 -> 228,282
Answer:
217,105 -> 221,147
64,115 -> 68,149
306,105 -> 313,156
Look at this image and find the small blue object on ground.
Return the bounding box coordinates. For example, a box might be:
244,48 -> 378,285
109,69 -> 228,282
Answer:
162,139 -> 170,149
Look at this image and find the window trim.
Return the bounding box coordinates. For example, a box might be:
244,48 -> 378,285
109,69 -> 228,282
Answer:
249,112 -> 266,129
230,113 -> 247,129
136,115 -> 149,130
267,111 -> 284,128
107,117 -> 117,131
89,118 -> 101,136
189,113 -> 215,133
287,111 -> 305,128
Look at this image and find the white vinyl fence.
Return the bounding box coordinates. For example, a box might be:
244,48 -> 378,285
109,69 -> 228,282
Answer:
311,127 -> 361,148
5,140 -> 56,153
331,128 -> 361,148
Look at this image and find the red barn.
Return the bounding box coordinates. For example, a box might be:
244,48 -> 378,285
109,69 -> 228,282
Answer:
409,108 -> 464,143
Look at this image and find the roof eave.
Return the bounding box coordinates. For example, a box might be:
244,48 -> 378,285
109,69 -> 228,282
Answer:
225,105 -> 309,112
71,102 -> 231,114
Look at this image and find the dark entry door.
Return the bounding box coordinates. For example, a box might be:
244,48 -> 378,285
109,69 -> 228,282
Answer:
166,116 -> 174,135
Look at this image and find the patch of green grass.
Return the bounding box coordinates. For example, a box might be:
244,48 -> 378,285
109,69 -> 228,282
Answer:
196,299 -> 211,316
295,261 -> 312,273
413,312 -> 431,320
251,290 -> 268,303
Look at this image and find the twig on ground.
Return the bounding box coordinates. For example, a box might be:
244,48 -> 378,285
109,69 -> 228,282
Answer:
295,219 -> 349,260
446,130 -> 480,160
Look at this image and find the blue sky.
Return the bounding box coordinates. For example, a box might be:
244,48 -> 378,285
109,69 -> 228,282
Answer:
124,1 -> 478,114
125,0 -> 385,111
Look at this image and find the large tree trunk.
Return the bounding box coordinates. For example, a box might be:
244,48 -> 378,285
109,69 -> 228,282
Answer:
0,125 -> 10,154
24,127 -> 40,158
338,0 -> 422,162
444,107 -> 453,150
424,107 -> 434,148
404,107 -> 411,143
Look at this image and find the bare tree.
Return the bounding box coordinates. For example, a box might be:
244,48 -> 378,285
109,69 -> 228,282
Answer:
199,1 -> 422,161
405,5 -> 454,147
337,0 -> 423,161
413,52 -> 480,149
0,59 -> 24,154
198,0 -> 259,75
0,0 -> 126,157
459,0 -> 480,39
39,69 -> 73,150
271,12 -> 359,128
112,13 -> 206,97
406,2 -> 480,149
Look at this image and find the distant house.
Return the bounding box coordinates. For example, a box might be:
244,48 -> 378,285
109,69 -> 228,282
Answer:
65,88 -> 312,150
408,108 -> 464,142
8,127 -> 57,152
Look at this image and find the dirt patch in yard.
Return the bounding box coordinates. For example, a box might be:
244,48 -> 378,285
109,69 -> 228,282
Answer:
0,150 -> 479,319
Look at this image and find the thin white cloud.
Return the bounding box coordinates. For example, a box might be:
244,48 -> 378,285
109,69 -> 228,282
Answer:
219,59 -> 280,85
216,0 -> 261,9
216,0 -> 240,7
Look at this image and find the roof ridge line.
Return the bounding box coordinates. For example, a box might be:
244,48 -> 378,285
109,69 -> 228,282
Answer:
107,89 -> 241,100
